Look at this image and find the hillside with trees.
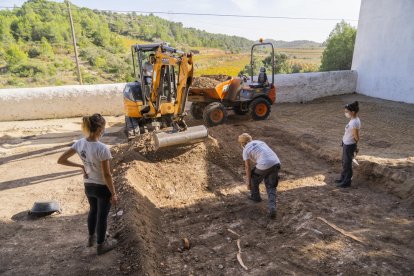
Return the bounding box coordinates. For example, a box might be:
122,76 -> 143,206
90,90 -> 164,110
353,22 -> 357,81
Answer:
0,0 -> 255,87
264,39 -> 322,48
0,0 -> 338,88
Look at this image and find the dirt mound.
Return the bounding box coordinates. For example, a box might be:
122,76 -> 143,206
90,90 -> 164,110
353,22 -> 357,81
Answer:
109,134 -> 221,275
201,74 -> 232,82
192,74 -> 231,89
107,94 -> 414,274
110,123 -> 414,275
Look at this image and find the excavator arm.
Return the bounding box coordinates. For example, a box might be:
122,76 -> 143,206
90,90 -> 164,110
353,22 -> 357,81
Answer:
128,43 -> 207,150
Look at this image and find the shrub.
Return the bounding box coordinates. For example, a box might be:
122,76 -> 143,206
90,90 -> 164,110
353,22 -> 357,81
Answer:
10,62 -> 47,77
291,63 -> 302,73
79,47 -> 100,66
82,72 -> 98,84
28,47 -> 41,58
5,44 -> 28,66
39,37 -> 54,59
320,20 -> 356,71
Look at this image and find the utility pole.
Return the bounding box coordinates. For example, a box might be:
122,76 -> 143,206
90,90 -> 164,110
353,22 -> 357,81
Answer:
66,0 -> 82,85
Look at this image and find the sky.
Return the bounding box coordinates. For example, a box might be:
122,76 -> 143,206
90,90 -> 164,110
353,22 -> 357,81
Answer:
1,0 -> 361,42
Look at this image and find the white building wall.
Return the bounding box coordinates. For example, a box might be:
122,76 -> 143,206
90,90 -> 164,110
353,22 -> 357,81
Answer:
273,70 -> 357,103
352,0 -> 414,103
0,71 -> 357,121
0,84 -> 125,121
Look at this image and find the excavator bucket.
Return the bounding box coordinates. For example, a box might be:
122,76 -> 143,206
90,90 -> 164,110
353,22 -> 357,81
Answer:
153,125 -> 208,150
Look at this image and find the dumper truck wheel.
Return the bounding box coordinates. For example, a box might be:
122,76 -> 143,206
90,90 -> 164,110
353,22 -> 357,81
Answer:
233,105 -> 248,115
249,98 -> 271,120
190,103 -> 205,120
203,102 -> 227,126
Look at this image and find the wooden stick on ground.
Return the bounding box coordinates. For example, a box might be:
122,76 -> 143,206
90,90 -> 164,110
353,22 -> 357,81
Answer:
317,217 -> 365,244
227,229 -> 241,237
236,239 -> 248,271
237,252 -> 248,271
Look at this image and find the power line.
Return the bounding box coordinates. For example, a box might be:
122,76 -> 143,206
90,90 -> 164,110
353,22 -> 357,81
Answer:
102,10 -> 359,22
0,6 -> 358,22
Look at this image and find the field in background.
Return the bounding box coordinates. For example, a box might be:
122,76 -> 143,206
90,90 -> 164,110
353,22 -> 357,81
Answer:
193,49 -> 250,76
193,47 -> 324,77
276,47 -> 324,65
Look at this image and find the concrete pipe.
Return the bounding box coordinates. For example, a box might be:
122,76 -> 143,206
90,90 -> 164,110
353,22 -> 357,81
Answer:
154,125 -> 208,150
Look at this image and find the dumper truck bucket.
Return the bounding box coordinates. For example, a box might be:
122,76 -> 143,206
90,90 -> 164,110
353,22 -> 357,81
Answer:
189,87 -> 221,100
154,125 -> 208,150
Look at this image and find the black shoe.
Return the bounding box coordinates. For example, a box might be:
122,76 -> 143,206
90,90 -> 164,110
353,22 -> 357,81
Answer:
247,195 -> 262,203
97,238 -> 118,255
88,234 -> 96,247
334,179 -> 343,184
336,182 -> 351,188
269,209 -> 276,219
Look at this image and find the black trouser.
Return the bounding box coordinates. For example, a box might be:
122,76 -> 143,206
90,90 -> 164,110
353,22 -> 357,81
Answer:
251,164 -> 280,210
84,183 -> 112,244
340,143 -> 357,185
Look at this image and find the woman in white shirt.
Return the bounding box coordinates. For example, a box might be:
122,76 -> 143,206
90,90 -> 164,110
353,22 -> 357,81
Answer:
58,113 -> 118,255
335,101 -> 361,188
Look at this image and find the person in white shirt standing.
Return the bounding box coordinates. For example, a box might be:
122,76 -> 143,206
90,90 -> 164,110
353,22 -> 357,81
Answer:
238,133 -> 281,219
335,101 -> 361,188
143,53 -> 155,85
58,113 -> 118,255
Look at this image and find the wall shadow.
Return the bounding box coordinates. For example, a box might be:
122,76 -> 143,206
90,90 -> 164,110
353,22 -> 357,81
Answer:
0,170 -> 81,192
0,143 -> 71,164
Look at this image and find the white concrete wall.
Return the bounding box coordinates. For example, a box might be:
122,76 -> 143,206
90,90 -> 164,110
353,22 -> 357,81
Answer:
0,70 -> 356,121
273,70 -> 357,103
0,83 -> 125,121
352,0 -> 414,103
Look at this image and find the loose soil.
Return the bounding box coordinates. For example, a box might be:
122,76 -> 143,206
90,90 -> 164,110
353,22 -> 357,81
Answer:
109,94 -> 413,275
191,74 -> 231,89
1,94 -> 413,275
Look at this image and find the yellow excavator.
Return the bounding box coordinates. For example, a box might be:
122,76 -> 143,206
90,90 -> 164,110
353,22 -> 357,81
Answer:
123,43 -> 208,150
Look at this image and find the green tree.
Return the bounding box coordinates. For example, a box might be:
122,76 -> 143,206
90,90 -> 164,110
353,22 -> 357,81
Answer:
5,44 -> 28,66
40,37 -> 54,59
239,52 -> 288,76
264,52 -> 289,73
320,20 -> 356,71
91,25 -> 110,47
0,13 -> 16,43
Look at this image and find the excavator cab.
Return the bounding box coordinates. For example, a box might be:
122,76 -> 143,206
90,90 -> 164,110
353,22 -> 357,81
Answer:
123,43 -> 208,149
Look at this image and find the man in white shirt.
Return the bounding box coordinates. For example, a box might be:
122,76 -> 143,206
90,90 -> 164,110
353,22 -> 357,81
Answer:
238,133 -> 281,219
143,54 -> 155,85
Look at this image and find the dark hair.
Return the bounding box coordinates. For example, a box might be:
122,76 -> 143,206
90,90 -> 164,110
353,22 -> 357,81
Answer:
345,101 -> 359,113
82,113 -> 106,135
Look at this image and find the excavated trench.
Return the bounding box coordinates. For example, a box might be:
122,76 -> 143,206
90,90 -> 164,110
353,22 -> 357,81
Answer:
109,121 -> 414,275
